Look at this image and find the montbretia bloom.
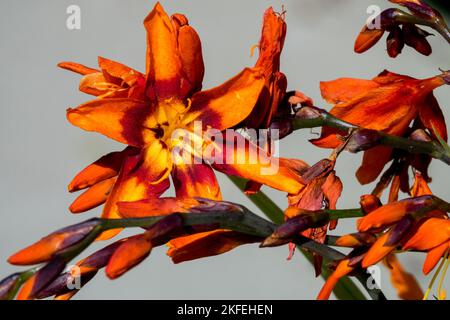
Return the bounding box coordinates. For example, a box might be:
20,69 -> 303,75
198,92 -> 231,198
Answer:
60,3 -> 304,239
312,70 -> 448,184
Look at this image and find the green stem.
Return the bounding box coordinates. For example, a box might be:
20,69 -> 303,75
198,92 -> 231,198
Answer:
227,176 -> 382,300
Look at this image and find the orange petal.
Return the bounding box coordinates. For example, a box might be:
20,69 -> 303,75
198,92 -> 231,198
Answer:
354,25 -> 385,54
360,194 -> 382,214
210,133 -> 305,194
105,234 -> 152,279
118,197 -> 200,218
362,232 -> 396,268
418,93 -> 448,141
69,177 -> 116,214
144,3 -> 185,100
384,254 -> 423,300
98,56 -> 144,87
67,98 -> 150,147
358,196 -> 431,232
16,275 -> 36,300
423,241 -> 450,275
172,162 -> 221,200
320,78 -> 379,104
356,146 -> 392,185
410,172 -> 432,197
184,68 -> 265,131
78,72 -> 113,96
68,147 -> 136,192
58,62 -> 98,75
174,17 -> 205,94
167,230 -> 259,264
317,259 -> 353,300
98,143 -> 171,240
403,218 -> 450,251
321,171 -> 343,210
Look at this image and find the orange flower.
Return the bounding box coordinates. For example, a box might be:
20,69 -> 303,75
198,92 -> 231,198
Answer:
61,3 -> 304,240
403,218 -> 450,251
312,70 -> 448,184
316,259 -> 354,300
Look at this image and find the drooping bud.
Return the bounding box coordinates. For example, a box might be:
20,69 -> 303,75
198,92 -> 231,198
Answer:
354,25 -> 385,53
386,26 -> 404,58
403,24 -> 432,56
261,210 -> 329,247
8,218 -> 101,265
345,129 -> 381,153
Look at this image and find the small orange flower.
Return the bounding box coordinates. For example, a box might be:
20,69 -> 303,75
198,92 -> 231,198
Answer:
312,70 -> 448,184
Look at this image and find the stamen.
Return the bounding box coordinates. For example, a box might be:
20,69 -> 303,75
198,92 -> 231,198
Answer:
437,249 -> 450,300
250,44 -> 259,58
423,249 -> 448,300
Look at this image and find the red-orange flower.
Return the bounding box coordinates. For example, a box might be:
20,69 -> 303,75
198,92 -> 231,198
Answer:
312,70 -> 448,184
61,3 -> 304,241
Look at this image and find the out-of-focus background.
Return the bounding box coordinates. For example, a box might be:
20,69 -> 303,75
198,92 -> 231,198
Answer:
0,0 -> 449,299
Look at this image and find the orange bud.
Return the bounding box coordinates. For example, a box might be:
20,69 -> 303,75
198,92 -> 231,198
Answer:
317,259 -> 354,300
362,232 -> 396,268
69,177 -> 116,213
360,194 -> 382,214
354,25 -> 384,53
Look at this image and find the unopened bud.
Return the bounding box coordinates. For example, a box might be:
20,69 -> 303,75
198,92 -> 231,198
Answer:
346,129 -> 381,153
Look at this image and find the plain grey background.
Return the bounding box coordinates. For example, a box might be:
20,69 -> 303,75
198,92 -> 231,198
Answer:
0,0 -> 449,299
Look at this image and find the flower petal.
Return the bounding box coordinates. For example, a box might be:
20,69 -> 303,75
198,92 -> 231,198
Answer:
98,56 -> 144,87
58,62 -> 98,75
362,232 -> 396,268
418,93 -> 448,141
144,3 -> 184,100
320,78 -> 379,104
67,98 -> 150,147
118,197 -> 200,218
184,68 -> 265,131
403,218 -> 450,251
423,241 -> 449,275
68,147 -> 137,192
69,177 -> 116,214
166,230 -> 259,264
317,259 -> 353,300
356,146 -> 392,185
172,162 -> 221,200
209,133 -> 306,194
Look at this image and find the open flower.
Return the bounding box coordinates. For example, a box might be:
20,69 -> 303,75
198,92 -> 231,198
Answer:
61,3 -> 304,240
312,70 -> 448,184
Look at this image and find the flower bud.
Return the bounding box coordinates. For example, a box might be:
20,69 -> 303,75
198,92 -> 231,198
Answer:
360,194 -> 382,215
386,26 -> 404,58
403,24 -> 432,56
345,129 -> 381,153
0,273 -> 20,300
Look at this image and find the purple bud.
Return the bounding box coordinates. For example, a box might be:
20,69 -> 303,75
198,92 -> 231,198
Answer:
0,273 -> 20,300
346,129 -> 381,153
384,215 -> 416,247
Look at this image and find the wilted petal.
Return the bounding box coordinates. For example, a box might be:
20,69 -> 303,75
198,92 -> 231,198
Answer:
418,93 -> 448,141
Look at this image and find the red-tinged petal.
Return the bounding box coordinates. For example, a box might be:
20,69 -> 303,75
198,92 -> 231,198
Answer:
105,234 -> 152,279
418,93 -> 448,141
69,177 -> 116,214
320,78 -> 379,104
98,56 -> 144,87
410,172 -> 432,197
118,197 -> 200,218
58,62 -> 98,75
172,162 -> 221,200
66,98 -> 151,147
354,25 -> 385,54
356,146 -> 392,185
322,171 -> 343,210
175,21 -> 205,94
357,196 -> 432,232
68,147 -> 137,192
317,259 -> 353,300
184,68 -> 265,131
144,3 -> 185,100
384,254 -> 423,300
167,230 -> 259,264
210,134 -> 306,194
362,233 -> 396,268
423,241 -> 449,275
98,144 -> 170,240
403,218 -> 450,251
